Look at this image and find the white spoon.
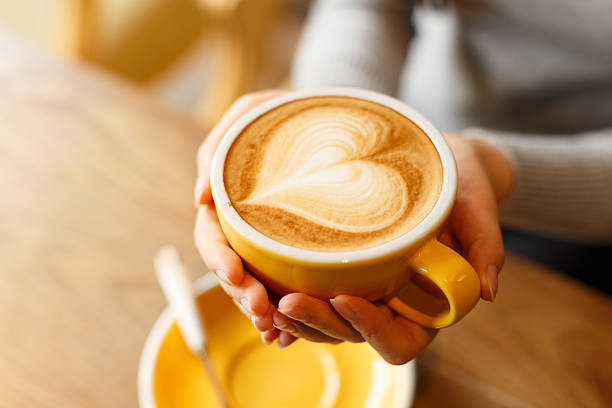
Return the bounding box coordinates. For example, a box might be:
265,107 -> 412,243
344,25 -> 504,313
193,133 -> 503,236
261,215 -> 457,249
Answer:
154,245 -> 230,408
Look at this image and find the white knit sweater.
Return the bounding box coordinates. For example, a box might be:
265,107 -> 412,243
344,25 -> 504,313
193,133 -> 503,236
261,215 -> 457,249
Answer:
292,0 -> 612,243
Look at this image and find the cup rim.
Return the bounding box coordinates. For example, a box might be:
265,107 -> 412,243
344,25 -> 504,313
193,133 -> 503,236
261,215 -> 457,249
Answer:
210,87 -> 457,264
137,274 -> 417,408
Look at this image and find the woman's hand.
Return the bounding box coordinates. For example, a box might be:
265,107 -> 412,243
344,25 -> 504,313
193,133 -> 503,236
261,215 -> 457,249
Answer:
194,91 -> 514,362
265,133 -> 514,365
194,90 -> 363,347
440,133 -> 514,301
194,90 -> 292,346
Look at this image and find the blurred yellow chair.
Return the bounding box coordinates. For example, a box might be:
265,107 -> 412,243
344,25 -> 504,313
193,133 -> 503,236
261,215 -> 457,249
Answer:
0,0 -> 91,56
194,0 -> 286,126
0,0 -> 301,127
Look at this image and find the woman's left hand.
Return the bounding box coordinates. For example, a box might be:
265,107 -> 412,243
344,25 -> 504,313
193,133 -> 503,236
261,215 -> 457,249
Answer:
271,133 -> 514,364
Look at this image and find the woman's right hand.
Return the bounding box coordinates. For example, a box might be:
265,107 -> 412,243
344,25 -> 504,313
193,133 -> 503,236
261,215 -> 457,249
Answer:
194,91 -> 286,345
194,90 -> 353,348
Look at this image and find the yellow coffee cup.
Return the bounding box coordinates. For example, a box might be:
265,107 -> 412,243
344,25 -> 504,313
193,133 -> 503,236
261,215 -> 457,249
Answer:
210,88 -> 481,328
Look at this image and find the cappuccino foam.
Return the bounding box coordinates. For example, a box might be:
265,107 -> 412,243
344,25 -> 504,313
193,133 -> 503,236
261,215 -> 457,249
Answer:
224,96 -> 443,251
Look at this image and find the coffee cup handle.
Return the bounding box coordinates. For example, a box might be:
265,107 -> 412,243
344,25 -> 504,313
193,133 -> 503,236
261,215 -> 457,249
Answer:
385,239 -> 481,328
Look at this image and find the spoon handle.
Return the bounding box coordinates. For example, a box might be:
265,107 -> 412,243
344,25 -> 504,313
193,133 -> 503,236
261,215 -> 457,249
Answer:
155,245 -> 206,351
154,245 -> 230,407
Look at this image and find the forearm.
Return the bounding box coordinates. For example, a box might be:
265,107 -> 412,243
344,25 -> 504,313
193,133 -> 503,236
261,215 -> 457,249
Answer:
292,0 -> 414,94
463,128 -> 612,243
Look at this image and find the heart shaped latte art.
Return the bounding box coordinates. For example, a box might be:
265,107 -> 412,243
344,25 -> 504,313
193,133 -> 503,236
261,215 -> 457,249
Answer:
224,97 -> 442,251
240,112 -> 409,233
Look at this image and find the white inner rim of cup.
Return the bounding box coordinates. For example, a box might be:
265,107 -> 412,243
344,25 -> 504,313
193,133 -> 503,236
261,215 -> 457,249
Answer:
210,88 -> 457,264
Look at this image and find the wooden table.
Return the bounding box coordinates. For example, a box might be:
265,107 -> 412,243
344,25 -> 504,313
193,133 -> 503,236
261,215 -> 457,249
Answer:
1,32 -> 611,408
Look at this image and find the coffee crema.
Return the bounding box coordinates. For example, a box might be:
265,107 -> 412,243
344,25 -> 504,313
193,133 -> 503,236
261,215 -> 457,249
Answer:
223,96 -> 443,251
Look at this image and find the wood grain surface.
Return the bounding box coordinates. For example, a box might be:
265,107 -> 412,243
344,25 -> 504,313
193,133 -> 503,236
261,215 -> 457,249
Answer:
1,31 -> 611,408
0,31 -> 205,407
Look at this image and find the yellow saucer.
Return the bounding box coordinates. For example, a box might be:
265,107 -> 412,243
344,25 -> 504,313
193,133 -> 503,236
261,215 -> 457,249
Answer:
138,274 -> 416,408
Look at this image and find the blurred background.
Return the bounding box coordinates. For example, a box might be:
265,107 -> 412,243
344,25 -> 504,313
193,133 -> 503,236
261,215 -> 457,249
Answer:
0,0 -> 308,129
2,0 -> 609,295
1,3 -> 611,407
0,0 -> 470,134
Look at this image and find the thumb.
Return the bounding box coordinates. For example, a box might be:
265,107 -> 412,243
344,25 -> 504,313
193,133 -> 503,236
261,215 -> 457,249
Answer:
449,162 -> 504,302
331,295 -> 436,365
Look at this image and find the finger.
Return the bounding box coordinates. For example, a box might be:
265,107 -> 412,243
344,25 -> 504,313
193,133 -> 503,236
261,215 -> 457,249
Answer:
374,302 -> 396,320
194,204 -> 244,286
278,293 -> 363,343
272,310 -> 343,344
232,298 -> 275,332
251,304 -> 275,332
195,206 -> 270,316
231,298 -> 250,319
450,159 -> 504,301
195,90 -> 286,206
331,295 -> 437,365
438,228 -> 461,252
261,329 -> 280,345
218,272 -> 270,317
277,331 -> 298,349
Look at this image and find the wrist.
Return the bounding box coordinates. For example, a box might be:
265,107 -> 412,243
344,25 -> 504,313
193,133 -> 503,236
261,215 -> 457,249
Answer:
471,139 -> 515,203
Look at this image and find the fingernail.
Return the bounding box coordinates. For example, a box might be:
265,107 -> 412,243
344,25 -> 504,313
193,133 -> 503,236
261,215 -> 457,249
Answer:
215,269 -> 232,286
261,332 -> 272,346
276,335 -> 292,349
272,312 -> 296,333
218,280 -> 232,297
251,315 -> 260,330
277,300 -> 296,319
276,298 -> 290,315
273,321 -> 296,333
240,297 -> 253,314
487,264 -> 498,302
330,298 -> 357,323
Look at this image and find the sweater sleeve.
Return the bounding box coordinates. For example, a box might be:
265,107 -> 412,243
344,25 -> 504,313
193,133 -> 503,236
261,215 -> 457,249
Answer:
463,128 -> 612,243
292,0 -> 612,244
291,0 -> 415,95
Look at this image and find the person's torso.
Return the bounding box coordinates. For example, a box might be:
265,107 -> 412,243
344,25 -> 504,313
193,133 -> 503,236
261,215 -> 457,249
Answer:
454,0 -> 612,133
